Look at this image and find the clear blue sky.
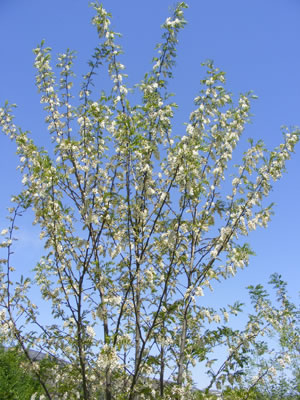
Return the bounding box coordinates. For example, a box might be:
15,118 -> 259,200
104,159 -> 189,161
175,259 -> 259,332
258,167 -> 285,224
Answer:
0,0 -> 299,386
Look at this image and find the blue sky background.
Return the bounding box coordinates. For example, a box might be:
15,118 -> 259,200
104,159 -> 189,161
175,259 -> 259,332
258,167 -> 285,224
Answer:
0,0 -> 299,387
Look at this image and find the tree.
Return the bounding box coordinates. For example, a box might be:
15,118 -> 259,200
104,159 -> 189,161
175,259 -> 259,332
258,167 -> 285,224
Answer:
0,2 -> 299,399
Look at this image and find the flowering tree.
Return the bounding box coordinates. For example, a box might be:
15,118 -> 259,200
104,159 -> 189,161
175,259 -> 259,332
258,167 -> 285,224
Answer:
0,2 -> 299,399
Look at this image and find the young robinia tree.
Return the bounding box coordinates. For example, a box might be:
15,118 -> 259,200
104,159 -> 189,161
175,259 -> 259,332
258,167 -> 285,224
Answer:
221,274 -> 300,400
0,2 -> 298,399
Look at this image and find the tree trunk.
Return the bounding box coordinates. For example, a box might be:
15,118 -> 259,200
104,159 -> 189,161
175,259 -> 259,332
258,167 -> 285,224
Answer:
177,308 -> 187,387
160,345 -> 165,397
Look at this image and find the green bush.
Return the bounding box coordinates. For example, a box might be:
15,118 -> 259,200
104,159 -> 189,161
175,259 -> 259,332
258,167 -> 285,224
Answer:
0,346 -> 43,400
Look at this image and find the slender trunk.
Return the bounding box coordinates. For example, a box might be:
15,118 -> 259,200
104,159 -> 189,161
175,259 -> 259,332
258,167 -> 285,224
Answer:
160,290 -> 167,397
98,281 -> 112,400
105,369 -> 112,400
77,279 -> 89,400
177,308 -> 188,386
177,229 -> 196,389
104,314 -> 112,400
102,297 -> 112,400
78,336 -> 89,400
133,272 -> 141,400
160,345 -> 165,397
135,291 -> 141,370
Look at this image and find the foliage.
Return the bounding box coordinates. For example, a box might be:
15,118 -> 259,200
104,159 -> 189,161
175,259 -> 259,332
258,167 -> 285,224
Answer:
223,382 -> 300,400
0,346 -> 44,400
0,1 -> 299,399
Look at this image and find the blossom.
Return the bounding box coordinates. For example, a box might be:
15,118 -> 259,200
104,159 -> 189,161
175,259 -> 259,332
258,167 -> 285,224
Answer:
195,286 -> 204,297
86,325 -> 95,338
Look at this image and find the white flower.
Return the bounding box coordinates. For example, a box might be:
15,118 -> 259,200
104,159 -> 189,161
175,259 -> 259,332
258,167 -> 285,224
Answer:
210,249 -> 218,259
283,354 -> 291,365
269,366 -> 277,376
232,177 -> 239,186
86,325 -> 95,338
211,124 -> 217,133
213,314 -> 221,323
223,311 -> 229,322
248,220 -> 256,231
195,286 -> 204,297
0,309 -> 6,321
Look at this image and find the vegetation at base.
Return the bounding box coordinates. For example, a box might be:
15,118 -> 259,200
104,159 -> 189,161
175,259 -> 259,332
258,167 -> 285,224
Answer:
0,346 -> 43,400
